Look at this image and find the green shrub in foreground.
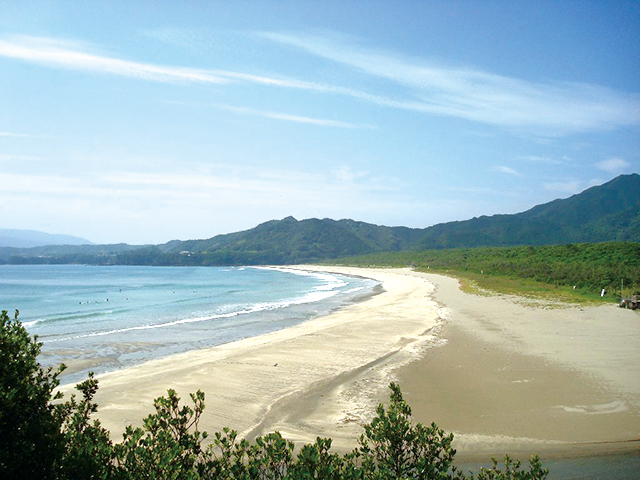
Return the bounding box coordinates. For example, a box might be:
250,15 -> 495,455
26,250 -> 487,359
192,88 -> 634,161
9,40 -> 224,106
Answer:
0,310 -> 548,479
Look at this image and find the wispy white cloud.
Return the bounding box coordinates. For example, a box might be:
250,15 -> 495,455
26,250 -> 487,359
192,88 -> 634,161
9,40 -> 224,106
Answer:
0,35 -> 348,92
0,173 -> 89,195
0,164 -> 405,219
0,131 -> 28,137
261,32 -> 640,135
214,104 -> 376,129
0,154 -> 44,162
518,155 -> 567,165
0,167 -> 431,243
333,165 -> 369,182
595,157 -> 630,173
0,34 -> 374,109
3,33 -> 638,138
493,165 -> 522,176
0,161 -> 396,207
0,35 -> 230,84
140,28 -> 209,51
543,180 -> 582,194
444,185 -> 503,196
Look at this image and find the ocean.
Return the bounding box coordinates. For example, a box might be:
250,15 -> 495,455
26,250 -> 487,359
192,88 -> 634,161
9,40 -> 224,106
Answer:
0,264 -> 378,383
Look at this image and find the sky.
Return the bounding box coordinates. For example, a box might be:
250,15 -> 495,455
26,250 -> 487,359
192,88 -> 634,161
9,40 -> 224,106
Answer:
0,1 -> 638,245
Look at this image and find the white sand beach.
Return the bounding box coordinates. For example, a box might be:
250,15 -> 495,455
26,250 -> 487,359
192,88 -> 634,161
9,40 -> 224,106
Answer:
61,266 -> 640,459
397,270 -> 640,460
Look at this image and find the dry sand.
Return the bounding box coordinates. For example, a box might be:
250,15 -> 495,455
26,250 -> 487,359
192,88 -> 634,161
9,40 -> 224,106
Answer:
60,266 -> 640,460
398,271 -> 640,460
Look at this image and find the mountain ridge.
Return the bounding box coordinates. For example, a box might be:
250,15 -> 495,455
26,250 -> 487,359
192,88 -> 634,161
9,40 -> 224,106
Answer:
1,174 -> 638,265
0,229 -> 94,248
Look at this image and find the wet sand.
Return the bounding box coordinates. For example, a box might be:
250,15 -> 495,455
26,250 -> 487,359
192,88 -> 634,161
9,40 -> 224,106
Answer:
399,271 -> 640,460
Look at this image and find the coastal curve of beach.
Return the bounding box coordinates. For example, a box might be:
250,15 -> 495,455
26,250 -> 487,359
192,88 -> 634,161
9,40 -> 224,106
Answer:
60,266 -> 640,461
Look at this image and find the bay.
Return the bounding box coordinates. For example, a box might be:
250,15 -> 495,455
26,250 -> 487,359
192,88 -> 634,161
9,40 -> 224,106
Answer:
0,264 -> 378,382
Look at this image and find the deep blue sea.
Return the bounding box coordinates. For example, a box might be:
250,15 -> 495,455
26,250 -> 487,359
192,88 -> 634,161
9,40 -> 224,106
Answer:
0,264 -> 377,382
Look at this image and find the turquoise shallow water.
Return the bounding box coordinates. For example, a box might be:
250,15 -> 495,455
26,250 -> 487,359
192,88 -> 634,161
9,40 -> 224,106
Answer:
0,264 -> 377,382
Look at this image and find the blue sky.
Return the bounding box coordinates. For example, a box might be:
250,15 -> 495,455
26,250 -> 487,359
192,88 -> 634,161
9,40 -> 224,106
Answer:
1,1 -> 638,244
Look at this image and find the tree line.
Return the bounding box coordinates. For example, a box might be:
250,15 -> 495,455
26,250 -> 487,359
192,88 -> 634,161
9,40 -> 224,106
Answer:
330,242 -> 640,298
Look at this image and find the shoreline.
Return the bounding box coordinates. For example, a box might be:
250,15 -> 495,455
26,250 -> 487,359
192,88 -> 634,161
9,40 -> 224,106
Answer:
62,267 -> 443,449
399,270 -> 640,461
60,266 -> 640,462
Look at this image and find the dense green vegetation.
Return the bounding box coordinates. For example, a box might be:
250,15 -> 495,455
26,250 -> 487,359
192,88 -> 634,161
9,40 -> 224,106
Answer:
1,174 -> 638,266
327,242 -> 640,301
2,310 -> 548,479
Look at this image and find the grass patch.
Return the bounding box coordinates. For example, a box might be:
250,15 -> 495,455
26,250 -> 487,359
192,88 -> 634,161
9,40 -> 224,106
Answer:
417,268 -> 612,305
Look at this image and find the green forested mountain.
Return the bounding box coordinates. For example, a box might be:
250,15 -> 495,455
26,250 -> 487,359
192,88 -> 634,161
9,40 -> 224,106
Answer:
1,174 -> 638,265
0,243 -> 148,264
413,173 -> 640,249
162,217 -> 423,257
152,216 -> 421,265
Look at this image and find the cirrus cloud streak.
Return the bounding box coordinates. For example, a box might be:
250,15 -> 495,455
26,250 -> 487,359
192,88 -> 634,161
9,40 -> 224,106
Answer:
3,33 -> 639,137
262,32 -> 640,135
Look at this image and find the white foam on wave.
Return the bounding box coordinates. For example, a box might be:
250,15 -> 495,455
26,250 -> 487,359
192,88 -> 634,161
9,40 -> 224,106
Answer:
22,319 -> 41,327
344,287 -> 364,294
48,272 -> 343,343
252,267 -> 348,294
48,309 -> 244,341
556,400 -> 628,415
254,266 -> 345,287
314,279 -> 347,291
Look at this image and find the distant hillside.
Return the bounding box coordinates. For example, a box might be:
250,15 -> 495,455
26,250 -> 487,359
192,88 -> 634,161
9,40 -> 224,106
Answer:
154,216 -> 424,265
0,229 -> 93,248
413,174 -> 640,249
0,243 -> 149,264
158,174 -> 638,260
1,174 -> 638,265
